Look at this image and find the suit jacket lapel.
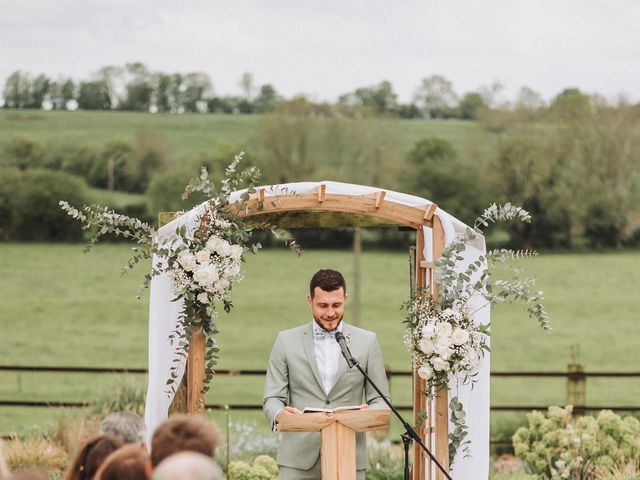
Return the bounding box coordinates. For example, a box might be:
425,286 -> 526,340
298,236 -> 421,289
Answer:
302,323 -> 325,393
328,323 -> 352,397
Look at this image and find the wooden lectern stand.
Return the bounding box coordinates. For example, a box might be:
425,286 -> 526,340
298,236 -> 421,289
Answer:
278,409 -> 391,480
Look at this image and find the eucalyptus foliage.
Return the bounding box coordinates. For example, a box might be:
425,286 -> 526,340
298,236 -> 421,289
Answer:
61,152 -> 298,396
404,202 -> 550,465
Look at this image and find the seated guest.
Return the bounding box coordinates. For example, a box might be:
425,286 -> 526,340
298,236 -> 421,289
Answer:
94,444 -> 151,480
152,452 -> 222,480
150,415 -> 221,468
63,435 -> 123,480
99,411 -> 146,444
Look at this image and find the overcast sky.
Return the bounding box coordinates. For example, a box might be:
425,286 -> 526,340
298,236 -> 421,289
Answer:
2,0 -> 639,103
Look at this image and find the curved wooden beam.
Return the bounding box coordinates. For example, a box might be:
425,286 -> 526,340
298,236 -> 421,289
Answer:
234,191 -> 436,229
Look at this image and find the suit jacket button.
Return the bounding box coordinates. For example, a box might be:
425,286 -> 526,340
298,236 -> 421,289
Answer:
325,400 -> 330,405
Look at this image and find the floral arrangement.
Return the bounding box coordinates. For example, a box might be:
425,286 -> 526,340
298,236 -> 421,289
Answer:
404,203 -> 550,464
60,153 -> 297,394
513,406 -> 640,480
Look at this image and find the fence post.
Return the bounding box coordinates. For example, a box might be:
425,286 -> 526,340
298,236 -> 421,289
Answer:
566,346 -> 586,416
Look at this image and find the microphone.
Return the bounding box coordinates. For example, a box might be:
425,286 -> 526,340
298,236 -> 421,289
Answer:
335,331 -> 357,369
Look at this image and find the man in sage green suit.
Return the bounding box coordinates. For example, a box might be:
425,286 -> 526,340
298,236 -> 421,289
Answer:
263,269 -> 390,480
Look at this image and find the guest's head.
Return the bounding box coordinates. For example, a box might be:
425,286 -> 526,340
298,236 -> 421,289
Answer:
150,415 -> 221,467
63,435 -> 123,480
99,411 -> 146,444
152,452 -> 222,480
94,444 -> 151,480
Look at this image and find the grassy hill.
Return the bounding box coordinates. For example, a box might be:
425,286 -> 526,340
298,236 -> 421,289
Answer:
0,109 -> 489,159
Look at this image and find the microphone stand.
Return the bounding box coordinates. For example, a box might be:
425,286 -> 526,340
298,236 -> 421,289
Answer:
343,351 -> 454,480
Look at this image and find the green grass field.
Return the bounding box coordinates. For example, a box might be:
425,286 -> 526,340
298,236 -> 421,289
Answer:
0,109 -> 488,160
1,243 -> 639,436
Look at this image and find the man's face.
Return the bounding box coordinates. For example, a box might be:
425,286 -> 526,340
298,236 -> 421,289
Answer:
307,287 -> 348,332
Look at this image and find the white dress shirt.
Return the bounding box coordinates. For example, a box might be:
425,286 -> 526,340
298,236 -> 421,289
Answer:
312,320 -> 344,394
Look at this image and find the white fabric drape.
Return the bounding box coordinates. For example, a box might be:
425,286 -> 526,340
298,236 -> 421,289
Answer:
143,181 -> 489,478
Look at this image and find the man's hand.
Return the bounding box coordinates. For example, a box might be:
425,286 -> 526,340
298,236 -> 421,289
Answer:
359,403 -> 369,409
276,406 -> 302,423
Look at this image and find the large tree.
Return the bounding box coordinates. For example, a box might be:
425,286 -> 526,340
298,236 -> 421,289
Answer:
414,75 -> 458,119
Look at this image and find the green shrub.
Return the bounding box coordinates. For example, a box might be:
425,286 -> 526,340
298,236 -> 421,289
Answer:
92,376 -> 146,416
228,455 -> 278,480
0,135 -> 47,169
513,406 -> 640,480
0,168 -> 90,241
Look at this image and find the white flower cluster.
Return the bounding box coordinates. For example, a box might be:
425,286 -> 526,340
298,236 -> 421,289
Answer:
407,297 -> 487,389
170,234 -> 244,306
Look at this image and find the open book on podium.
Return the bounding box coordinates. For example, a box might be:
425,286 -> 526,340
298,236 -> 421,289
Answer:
278,408 -> 391,480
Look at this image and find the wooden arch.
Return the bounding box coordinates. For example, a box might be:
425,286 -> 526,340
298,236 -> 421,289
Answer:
165,184 -> 450,480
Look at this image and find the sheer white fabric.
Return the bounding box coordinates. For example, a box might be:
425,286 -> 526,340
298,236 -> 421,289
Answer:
144,181 -> 489,478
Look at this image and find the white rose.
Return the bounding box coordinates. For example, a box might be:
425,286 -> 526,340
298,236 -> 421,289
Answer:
442,308 -> 454,318
195,249 -> 212,264
434,322 -> 453,338
433,341 -> 453,361
229,244 -> 243,259
451,328 -> 470,346
176,251 -> 197,272
193,264 -> 219,286
431,356 -> 450,372
421,324 -> 436,338
418,337 -> 434,355
206,236 -> 222,251
197,293 -> 210,304
417,365 -> 433,380
225,262 -> 241,277
215,239 -> 232,257
217,277 -> 230,290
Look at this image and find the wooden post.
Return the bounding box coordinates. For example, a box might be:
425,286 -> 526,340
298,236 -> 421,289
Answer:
352,227 -> 361,326
159,212 -> 206,416
431,215 -> 449,480
413,229 -> 427,480
566,346 -> 586,416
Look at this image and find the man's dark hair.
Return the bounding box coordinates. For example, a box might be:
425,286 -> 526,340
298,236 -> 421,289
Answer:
150,415 -> 221,467
309,269 -> 346,296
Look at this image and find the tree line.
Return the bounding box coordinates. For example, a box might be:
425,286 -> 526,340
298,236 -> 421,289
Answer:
1,90 -> 639,247
5,62 -> 635,120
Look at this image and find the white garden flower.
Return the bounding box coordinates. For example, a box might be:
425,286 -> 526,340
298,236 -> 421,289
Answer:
193,264 -> 219,286
451,328 -> 470,346
229,244 -> 243,259
195,249 -> 212,264
225,262 -> 241,277
206,236 -> 223,251
434,322 -> 453,338
441,308 -> 454,318
177,250 -> 197,272
417,364 -> 433,380
418,337 -> 434,355
431,356 -> 450,372
433,341 -> 453,361
215,239 -> 232,257
197,292 -> 210,304
421,324 -> 436,338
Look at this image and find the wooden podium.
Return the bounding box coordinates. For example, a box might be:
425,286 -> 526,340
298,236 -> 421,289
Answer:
278,409 -> 391,480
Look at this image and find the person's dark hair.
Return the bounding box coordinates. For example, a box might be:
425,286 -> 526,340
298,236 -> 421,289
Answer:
309,269 -> 346,296
94,444 -> 150,480
99,411 -> 146,444
63,435 -> 124,480
150,415 -> 221,467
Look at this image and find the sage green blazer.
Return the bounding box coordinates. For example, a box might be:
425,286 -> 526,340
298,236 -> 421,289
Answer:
263,322 -> 390,471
